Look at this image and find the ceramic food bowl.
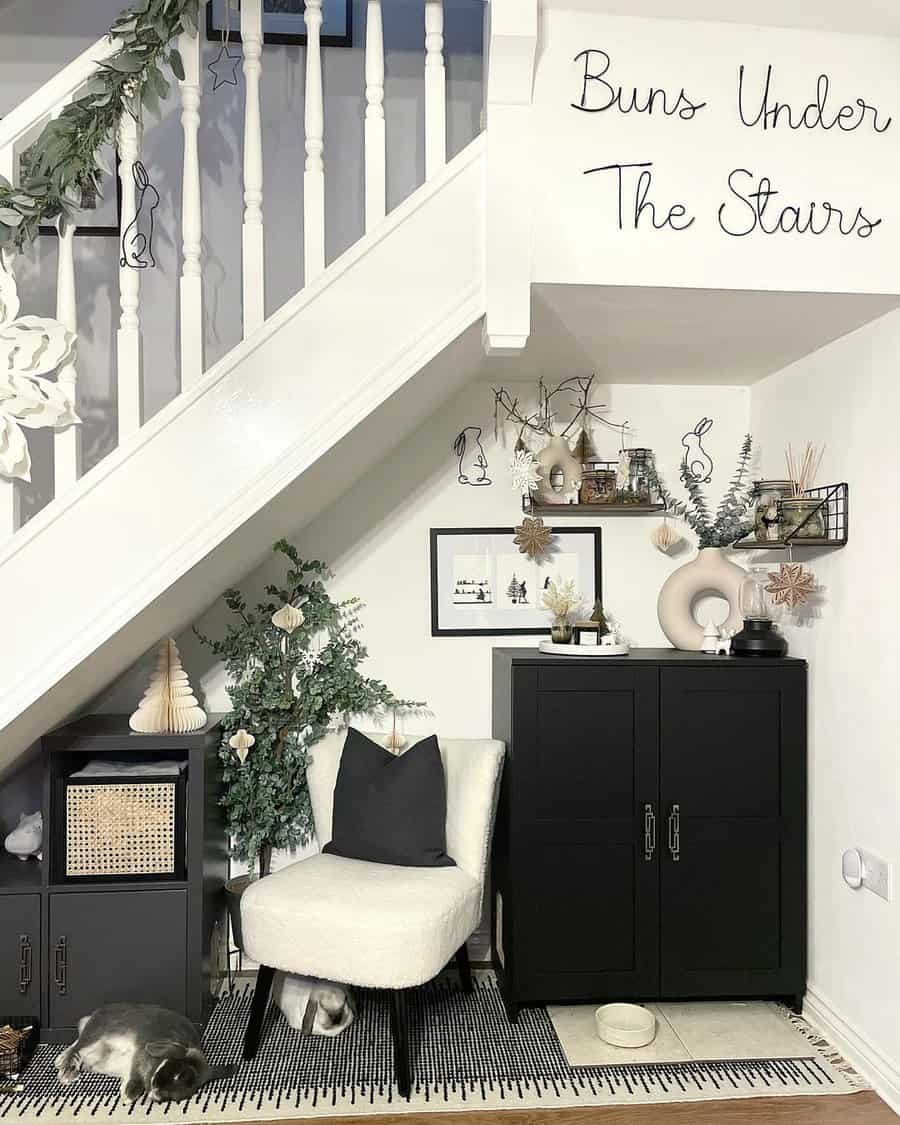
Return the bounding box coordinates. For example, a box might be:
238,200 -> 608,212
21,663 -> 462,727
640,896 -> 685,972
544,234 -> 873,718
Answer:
594,1003 -> 657,1048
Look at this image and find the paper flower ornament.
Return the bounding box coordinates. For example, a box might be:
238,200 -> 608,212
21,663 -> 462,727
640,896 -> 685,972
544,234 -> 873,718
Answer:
0,252 -> 78,481
271,603 -> 305,633
766,562 -> 816,609
509,449 -> 542,496
229,729 -> 255,764
513,516 -> 554,559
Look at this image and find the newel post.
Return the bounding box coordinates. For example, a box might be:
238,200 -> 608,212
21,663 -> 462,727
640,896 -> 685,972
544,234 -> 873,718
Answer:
483,0 -> 537,354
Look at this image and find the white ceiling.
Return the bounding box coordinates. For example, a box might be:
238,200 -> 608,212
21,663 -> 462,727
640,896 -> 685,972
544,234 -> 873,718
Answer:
478,285 -> 900,385
539,0 -> 900,38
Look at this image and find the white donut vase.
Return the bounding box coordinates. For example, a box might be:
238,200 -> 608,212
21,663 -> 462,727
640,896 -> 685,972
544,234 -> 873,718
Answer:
657,547 -> 746,651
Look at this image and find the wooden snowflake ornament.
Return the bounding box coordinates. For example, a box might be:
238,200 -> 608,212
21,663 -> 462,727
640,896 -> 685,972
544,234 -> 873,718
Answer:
513,517 -> 554,559
766,563 -> 816,609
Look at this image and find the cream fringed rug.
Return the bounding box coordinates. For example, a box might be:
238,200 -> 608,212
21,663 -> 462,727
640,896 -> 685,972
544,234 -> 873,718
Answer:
1,975 -> 866,1123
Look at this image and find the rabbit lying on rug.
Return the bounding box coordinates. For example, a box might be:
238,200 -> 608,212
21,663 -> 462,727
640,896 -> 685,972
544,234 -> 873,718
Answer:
273,973 -> 356,1036
54,1004 -> 235,1103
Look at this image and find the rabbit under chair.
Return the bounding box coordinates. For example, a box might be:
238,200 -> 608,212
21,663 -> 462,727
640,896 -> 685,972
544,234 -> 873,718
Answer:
240,732 -> 505,1099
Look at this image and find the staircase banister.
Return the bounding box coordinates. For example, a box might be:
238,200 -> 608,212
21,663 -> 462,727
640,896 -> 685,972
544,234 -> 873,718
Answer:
0,35 -> 122,153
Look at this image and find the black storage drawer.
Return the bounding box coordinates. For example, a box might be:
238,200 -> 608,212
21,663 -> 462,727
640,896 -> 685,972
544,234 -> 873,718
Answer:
0,895 -> 40,1020
49,890 -> 187,1030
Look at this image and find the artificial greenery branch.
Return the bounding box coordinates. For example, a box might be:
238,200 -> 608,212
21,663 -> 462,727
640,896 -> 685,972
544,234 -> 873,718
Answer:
650,434 -> 754,549
195,540 -> 424,878
0,0 -> 199,249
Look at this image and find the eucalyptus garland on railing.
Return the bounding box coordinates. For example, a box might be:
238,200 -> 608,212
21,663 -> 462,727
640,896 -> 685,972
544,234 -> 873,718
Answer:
0,0 -> 200,251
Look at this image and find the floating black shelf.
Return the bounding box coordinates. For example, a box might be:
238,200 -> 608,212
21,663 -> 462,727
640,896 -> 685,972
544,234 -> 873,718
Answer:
524,502 -> 666,517
733,482 -> 848,551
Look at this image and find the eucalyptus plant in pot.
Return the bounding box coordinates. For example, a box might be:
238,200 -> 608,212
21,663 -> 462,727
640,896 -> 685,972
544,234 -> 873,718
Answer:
651,435 -> 755,651
195,540 -> 421,948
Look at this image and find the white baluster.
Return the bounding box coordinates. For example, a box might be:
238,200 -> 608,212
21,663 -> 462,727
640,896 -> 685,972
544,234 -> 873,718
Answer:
364,0 -> 385,232
117,111 -> 142,440
304,0 -> 325,282
425,0 -> 446,179
179,17 -> 203,385
0,232 -> 20,536
54,215 -> 79,494
241,0 -> 265,336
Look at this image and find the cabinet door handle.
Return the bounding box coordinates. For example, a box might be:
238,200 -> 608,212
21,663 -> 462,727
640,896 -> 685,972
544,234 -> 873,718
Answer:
643,803 -> 656,861
668,804 -> 681,862
54,936 -> 68,995
18,935 -> 32,995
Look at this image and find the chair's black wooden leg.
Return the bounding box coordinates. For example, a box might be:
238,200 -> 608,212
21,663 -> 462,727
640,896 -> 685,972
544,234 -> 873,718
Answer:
389,989 -> 411,1100
455,943 -> 473,994
242,965 -> 275,1060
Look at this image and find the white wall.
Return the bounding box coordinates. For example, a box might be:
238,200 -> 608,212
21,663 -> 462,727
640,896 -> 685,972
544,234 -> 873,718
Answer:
751,313 -> 900,1108
95,378 -> 749,732
531,9 -> 900,294
2,0 -> 483,518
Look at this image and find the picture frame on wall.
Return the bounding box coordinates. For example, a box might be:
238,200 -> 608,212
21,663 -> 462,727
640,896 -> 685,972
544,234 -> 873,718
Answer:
206,0 -> 353,48
33,143 -> 122,237
430,527 -> 602,637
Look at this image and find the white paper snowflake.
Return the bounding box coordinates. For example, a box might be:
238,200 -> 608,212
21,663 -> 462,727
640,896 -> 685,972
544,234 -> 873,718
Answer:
509,448 -> 542,496
0,251 -> 78,481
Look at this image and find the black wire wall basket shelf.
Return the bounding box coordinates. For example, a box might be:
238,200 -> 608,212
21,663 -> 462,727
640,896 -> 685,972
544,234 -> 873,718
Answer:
733,482 -> 848,550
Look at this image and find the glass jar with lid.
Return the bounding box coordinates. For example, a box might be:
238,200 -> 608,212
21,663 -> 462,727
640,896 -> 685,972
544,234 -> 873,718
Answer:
616,448 -> 656,505
752,480 -> 793,542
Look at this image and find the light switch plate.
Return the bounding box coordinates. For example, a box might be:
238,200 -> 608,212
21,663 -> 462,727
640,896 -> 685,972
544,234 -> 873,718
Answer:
860,849 -> 891,901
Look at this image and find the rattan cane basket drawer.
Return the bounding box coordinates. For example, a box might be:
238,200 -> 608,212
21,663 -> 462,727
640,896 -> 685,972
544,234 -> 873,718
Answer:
62,775 -> 186,880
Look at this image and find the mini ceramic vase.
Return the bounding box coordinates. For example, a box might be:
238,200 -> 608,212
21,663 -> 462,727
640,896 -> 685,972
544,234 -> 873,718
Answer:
534,436 -> 582,506
4,811 -> 43,861
551,619 -> 573,644
657,547 -> 746,651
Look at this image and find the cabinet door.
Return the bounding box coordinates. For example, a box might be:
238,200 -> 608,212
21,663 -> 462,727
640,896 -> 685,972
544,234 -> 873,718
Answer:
659,666 -> 806,999
49,890 -> 187,1029
0,895 -> 40,1018
513,664 -> 660,1002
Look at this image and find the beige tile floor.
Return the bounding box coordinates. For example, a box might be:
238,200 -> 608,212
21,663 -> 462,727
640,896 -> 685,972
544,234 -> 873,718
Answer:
549,1001 -> 810,1067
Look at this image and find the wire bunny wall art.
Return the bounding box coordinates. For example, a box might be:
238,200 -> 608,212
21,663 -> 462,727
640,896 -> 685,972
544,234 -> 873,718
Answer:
120,161 -> 160,269
681,417 -> 714,482
454,426 -> 492,486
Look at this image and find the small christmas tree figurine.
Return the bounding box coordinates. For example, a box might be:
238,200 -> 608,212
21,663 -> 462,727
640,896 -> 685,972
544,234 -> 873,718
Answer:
129,638 -> 207,734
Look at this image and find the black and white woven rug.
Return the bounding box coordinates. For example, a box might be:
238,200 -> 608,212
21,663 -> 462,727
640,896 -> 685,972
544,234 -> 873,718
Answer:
0,974 -> 866,1122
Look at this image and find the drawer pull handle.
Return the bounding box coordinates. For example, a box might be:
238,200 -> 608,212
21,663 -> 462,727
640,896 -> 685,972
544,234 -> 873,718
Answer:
18,935 -> 32,994
668,804 -> 681,862
54,936 -> 68,995
643,803 -> 656,861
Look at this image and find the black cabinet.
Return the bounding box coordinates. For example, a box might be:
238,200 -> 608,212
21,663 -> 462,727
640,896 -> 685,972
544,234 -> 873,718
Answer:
492,649 -> 806,1020
48,890 -> 187,1028
0,894 -> 39,1019
0,716 -> 226,1042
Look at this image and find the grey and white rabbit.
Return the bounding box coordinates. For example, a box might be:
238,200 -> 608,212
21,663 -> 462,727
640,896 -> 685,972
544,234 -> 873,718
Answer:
272,973 -> 355,1037
55,1004 -> 235,1103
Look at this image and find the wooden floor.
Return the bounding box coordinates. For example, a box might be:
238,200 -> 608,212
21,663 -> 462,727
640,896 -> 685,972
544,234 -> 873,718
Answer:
270,1091 -> 895,1125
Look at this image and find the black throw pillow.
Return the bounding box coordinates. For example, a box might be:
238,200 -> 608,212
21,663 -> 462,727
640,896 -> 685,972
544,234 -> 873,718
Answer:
322,728 -> 455,867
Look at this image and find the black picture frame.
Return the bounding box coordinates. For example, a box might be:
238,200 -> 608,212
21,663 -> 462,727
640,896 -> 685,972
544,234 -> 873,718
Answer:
37,153 -> 123,239
206,0 -> 353,48
430,526 -> 603,638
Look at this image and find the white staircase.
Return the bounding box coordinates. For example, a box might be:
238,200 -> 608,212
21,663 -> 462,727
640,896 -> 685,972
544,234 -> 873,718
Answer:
0,0 -> 543,769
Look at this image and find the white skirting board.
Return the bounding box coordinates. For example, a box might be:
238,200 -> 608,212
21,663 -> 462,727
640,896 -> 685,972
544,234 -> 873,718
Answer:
805,985 -> 900,1115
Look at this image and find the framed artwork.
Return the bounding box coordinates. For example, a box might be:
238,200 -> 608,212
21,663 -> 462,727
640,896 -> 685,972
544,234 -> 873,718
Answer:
35,144 -> 122,238
206,0 -> 353,48
430,527 -> 603,637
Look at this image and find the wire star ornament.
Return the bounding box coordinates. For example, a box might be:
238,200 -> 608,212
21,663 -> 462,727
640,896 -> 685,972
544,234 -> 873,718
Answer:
513,517 -> 554,559
207,43 -> 241,91
766,562 -> 816,609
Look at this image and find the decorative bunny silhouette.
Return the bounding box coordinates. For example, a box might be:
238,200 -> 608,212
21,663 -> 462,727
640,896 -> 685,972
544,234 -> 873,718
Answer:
454,426 -> 492,486
120,161 -> 160,270
681,417 -> 714,482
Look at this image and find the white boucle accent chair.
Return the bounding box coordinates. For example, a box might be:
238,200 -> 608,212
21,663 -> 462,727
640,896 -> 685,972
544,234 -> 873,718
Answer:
240,730 -> 505,1098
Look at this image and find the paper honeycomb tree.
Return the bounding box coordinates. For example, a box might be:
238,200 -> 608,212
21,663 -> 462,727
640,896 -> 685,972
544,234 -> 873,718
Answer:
129,638 -> 207,734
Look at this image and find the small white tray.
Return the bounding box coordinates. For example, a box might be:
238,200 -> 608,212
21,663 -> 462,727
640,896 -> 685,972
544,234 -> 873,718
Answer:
539,640 -> 630,657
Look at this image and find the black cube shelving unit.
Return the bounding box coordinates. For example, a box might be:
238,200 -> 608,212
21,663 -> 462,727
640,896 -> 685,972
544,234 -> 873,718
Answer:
0,716 -> 227,1044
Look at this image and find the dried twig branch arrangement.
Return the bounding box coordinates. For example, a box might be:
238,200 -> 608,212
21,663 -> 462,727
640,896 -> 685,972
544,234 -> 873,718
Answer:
492,374 -> 628,446
785,442 -> 825,497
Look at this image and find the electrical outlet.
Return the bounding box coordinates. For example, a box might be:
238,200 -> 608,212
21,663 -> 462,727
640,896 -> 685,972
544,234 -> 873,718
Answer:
860,849 -> 892,902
